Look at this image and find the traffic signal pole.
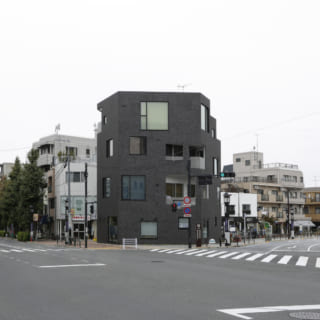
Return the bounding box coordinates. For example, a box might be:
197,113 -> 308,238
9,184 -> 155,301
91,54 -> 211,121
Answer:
84,163 -> 88,248
187,159 -> 192,248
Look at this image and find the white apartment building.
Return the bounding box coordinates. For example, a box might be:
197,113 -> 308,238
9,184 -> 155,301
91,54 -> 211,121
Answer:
32,134 -> 97,239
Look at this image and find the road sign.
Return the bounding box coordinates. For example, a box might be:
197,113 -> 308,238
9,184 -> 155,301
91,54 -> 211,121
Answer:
184,207 -> 191,215
184,196 -> 191,206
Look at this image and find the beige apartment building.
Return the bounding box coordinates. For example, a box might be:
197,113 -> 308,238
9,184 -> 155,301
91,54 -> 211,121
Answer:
303,187 -> 320,228
222,151 -> 311,234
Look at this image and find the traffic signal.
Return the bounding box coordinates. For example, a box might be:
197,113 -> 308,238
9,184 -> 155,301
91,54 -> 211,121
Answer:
220,172 -> 235,178
90,205 -> 94,214
65,200 -> 69,211
172,203 -> 177,212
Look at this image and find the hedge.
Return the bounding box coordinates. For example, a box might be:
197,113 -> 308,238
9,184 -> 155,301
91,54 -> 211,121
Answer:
17,231 -> 30,242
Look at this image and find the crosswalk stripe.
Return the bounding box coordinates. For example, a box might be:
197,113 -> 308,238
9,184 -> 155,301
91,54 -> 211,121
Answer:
207,251 -> 227,258
176,249 -> 199,255
232,252 -> 251,260
246,253 -> 264,261
296,256 -> 309,267
150,249 -> 160,252
22,249 -> 36,252
186,250 -> 207,256
278,255 -> 292,265
316,258 -> 320,268
10,249 -> 23,253
157,249 -> 172,253
166,249 -> 185,254
261,254 -> 277,263
0,249 -> 10,253
196,250 -> 216,257
219,252 -> 239,259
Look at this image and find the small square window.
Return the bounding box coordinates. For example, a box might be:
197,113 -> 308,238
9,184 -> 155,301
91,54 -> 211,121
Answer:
130,137 -> 146,155
245,160 -> 250,166
141,221 -> 157,238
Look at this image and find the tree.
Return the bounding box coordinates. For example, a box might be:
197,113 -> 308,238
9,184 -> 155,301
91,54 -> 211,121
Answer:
19,149 -> 46,231
1,158 -> 23,233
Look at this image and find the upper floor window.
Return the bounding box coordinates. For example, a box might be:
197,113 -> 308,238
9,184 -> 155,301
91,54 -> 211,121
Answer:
130,137 -> 146,155
66,172 -> 85,183
245,160 -> 250,166
140,102 -> 168,130
166,144 -> 183,157
106,139 -> 113,157
122,176 -> 145,200
201,104 -> 209,132
316,193 -> 320,202
66,146 -> 77,157
103,177 -> 111,198
213,158 -> 218,176
166,183 -> 183,198
86,149 -> 90,158
103,115 -> 107,125
236,158 -> 241,162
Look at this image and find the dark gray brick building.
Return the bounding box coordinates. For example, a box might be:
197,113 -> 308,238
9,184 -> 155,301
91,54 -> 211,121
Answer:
97,91 -> 221,244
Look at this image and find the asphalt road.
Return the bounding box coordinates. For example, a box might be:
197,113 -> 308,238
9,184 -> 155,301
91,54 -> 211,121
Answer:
0,238 -> 319,320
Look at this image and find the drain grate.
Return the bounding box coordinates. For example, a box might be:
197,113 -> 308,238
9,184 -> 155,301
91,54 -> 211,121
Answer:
290,312 -> 320,319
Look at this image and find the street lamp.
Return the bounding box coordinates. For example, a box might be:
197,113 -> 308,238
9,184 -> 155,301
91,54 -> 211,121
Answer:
224,192 -> 231,246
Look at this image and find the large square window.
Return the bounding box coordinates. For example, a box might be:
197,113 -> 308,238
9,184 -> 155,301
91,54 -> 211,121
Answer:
166,144 -> 183,157
166,183 -> 183,198
130,137 -> 146,155
141,221 -> 157,239
140,102 -> 168,130
122,176 -> 145,200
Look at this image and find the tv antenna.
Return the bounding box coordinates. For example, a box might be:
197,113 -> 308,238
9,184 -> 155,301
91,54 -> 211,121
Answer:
177,83 -> 191,92
55,124 -> 61,134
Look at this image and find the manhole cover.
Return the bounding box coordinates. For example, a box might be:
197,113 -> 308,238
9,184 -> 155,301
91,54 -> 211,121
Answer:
151,260 -> 164,263
289,312 -> 320,319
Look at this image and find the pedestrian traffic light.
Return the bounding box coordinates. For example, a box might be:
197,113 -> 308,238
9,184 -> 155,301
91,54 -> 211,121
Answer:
172,203 -> 177,212
220,172 -> 235,178
90,205 -> 94,214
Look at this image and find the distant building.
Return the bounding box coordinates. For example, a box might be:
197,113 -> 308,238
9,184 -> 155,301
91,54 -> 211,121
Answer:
0,162 -> 14,179
97,91 -> 221,244
32,134 -> 97,239
303,187 -> 320,229
222,151 -> 311,234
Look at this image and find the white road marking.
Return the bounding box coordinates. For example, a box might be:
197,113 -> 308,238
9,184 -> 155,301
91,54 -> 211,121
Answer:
0,249 -> 10,253
150,249 -> 160,252
195,250 -> 216,257
10,249 -> 23,253
157,249 -> 171,253
176,249 -> 199,255
219,252 -> 239,259
185,250 -> 207,256
296,256 -> 309,267
261,254 -> 277,263
217,304 -> 320,320
37,263 -> 106,268
232,253 -> 251,260
22,249 -> 36,252
316,258 -> 320,268
166,249 -> 185,254
277,255 -> 292,265
307,243 -> 320,252
207,251 -> 227,258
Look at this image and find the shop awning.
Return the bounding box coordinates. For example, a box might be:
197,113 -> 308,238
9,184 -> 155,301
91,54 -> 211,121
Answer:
293,220 -> 316,227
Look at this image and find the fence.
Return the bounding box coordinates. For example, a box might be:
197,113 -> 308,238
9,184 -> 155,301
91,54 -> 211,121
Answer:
122,238 -> 138,250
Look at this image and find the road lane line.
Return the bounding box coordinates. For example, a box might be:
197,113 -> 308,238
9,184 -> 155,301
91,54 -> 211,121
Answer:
296,256 -> 308,267
37,263 -> 106,268
316,258 -> 320,268
207,251 -> 227,258
307,243 -> 320,252
217,304 -> 320,320
246,253 -> 264,261
232,253 -> 251,260
261,254 -> 277,263
219,252 -> 239,259
277,255 -> 292,265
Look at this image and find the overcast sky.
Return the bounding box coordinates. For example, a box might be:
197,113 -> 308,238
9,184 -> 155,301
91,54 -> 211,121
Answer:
1,0 -> 319,187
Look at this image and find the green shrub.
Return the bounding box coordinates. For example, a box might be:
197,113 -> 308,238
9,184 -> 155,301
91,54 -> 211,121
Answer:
17,231 -> 30,242
0,230 -> 5,237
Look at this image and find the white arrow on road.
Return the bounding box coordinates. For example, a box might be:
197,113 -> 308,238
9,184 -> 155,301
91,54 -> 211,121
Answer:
217,304 -> 320,319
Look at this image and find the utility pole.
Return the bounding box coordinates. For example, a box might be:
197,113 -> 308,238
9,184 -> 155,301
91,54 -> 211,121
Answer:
84,162 -> 88,248
287,189 -> 290,240
67,154 -> 71,244
187,159 -> 192,248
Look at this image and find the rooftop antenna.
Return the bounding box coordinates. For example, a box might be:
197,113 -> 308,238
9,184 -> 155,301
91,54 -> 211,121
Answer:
177,83 -> 191,92
55,123 -> 61,135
